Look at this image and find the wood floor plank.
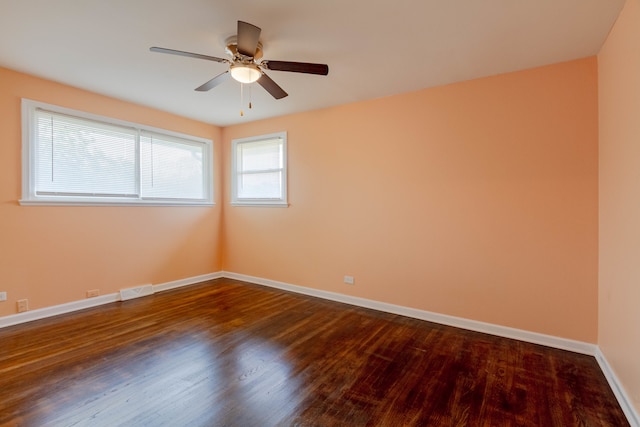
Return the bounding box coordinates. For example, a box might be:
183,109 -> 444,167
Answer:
0,278 -> 630,426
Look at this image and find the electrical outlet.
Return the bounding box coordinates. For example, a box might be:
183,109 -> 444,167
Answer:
86,289 -> 100,298
17,299 -> 29,313
0,292 -> 6,301
344,275 -> 355,285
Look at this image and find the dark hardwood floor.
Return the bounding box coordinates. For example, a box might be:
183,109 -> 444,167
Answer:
0,278 -> 629,426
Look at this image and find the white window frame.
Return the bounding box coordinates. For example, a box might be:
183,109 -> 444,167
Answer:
231,132 -> 288,207
20,99 -> 214,206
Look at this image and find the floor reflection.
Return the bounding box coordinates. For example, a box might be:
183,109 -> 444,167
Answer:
34,327 -> 300,426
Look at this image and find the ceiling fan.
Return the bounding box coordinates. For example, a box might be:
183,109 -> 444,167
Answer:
150,20 -> 329,100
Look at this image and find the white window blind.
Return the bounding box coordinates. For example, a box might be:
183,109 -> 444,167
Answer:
35,110 -> 138,197
140,132 -> 205,200
21,99 -> 213,206
232,132 -> 287,206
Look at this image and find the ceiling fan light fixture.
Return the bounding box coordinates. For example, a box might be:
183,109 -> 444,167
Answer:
151,20 -> 327,100
230,63 -> 261,84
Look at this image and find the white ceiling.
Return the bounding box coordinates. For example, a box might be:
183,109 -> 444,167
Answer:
0,0 -> 625,127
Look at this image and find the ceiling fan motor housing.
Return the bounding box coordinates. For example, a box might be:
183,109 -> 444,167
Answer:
225,36 -> 264,61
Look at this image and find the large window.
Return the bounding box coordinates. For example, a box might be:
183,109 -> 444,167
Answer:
21,99 -> 213,206
231,132 -> 287,207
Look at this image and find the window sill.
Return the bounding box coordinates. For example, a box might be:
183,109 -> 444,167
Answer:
231,201 -> 289,208
19,198 -> 215,207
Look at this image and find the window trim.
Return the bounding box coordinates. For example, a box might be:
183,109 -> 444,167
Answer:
231,132 -> 288,207
20,99 -> 214,206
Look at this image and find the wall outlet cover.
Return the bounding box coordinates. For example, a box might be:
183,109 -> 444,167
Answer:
17,299 -> 29,312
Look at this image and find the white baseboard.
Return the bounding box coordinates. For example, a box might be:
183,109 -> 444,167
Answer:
2,271 -> 592,356
0,293 -> 120,328
2,270 -> 597,355
223,271 -> 597,356
154,272 -> 223,293
595,349 -> 640,427
0,272 -> 223,329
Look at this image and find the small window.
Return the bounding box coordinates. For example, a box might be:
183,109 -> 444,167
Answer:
21,99 -> 213,206
231,132 -> 287,207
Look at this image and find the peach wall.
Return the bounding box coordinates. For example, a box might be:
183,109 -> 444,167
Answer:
0,67 -> 222,317
1,57 -> 601,344
598,0 -> 640,413
222,57 -> 599,342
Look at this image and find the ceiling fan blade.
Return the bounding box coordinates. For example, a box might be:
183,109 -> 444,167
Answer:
237,21 -> 261,57
150,47 -> 228,63
257,73 -> 288,99
195,71 -> 231,91
263,60 -> 329,75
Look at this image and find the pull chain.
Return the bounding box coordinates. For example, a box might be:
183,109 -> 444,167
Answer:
240,83 -> 244,117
